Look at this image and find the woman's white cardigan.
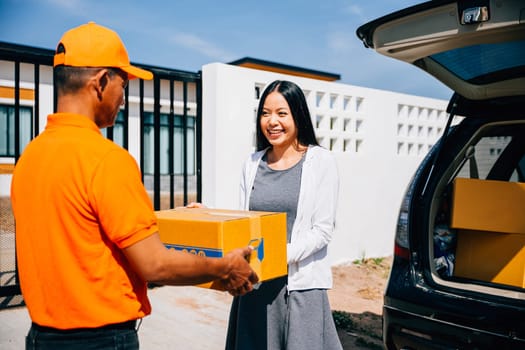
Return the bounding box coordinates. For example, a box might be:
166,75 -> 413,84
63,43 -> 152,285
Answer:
239,145 -> 339,291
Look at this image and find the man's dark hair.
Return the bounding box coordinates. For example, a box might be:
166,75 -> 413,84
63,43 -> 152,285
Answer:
54,66 -> 102,95
54,66 -> 124,96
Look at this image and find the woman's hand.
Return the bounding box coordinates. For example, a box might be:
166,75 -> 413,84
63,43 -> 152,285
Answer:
186,202 -> 206,208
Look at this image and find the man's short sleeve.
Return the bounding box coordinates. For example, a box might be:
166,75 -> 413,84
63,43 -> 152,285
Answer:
90,149 -> 158,248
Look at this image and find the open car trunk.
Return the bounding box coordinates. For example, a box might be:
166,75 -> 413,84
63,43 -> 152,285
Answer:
429,118 -> 525,299
356,0 -> 525,298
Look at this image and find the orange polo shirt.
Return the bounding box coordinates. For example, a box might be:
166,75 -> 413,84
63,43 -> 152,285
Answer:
11,113 -> 158,329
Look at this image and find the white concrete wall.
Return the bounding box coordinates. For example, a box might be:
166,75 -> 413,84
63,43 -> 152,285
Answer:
201,63 -> 448,264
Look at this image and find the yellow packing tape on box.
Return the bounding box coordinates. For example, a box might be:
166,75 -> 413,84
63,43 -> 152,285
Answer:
155,207 -> 287,290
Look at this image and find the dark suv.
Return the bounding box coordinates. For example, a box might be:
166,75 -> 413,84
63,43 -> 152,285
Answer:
356,0 -> 525,349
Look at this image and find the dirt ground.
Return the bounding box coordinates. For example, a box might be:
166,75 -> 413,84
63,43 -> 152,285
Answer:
328,256 -> 392,350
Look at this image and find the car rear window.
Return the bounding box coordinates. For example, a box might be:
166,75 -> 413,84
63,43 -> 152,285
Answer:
430,40 -> 525,84
455,124 -> 525,182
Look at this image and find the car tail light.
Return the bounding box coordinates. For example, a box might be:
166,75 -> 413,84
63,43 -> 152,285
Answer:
394,177 -> 416,260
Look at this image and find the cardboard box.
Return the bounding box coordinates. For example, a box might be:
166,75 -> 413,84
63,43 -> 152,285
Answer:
453,230 -> 525,288
155,207 -> 287,289
451,178 -> 525,234
450,178 -> 525,288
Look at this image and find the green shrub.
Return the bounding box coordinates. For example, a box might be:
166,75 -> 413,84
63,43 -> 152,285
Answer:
332,310 -> 354,331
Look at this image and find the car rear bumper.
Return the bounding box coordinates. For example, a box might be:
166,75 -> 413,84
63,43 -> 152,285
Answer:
383,304 -> 524,350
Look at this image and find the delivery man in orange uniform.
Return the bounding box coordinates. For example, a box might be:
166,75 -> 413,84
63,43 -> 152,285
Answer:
10,22 -> 258,350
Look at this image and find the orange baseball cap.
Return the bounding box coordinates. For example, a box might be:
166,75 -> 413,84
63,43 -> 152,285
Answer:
53,22 -> 153,80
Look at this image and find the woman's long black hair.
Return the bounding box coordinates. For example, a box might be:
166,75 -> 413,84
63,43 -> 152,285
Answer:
255,80 -> 319,151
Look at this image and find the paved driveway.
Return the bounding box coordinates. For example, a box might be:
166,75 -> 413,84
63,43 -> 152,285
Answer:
0,286 -> 233,349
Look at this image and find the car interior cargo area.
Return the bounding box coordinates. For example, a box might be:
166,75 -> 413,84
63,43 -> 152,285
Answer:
431,122 -> 525,292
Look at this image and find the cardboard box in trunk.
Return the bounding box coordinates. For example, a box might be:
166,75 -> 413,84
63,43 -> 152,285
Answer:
451,178 -> 525,288
453,229 -> 525,288
451,178 -> 525,234
155,207 -> 287,290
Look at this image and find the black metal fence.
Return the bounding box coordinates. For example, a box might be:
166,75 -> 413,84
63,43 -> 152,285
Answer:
0,42 -> 202,307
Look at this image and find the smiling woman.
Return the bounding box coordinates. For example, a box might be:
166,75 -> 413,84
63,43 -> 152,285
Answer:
259,90 -> 307,169
225,80 -> 342,350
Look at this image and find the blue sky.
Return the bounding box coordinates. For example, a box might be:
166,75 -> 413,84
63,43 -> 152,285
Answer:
0,0 -> 453,100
